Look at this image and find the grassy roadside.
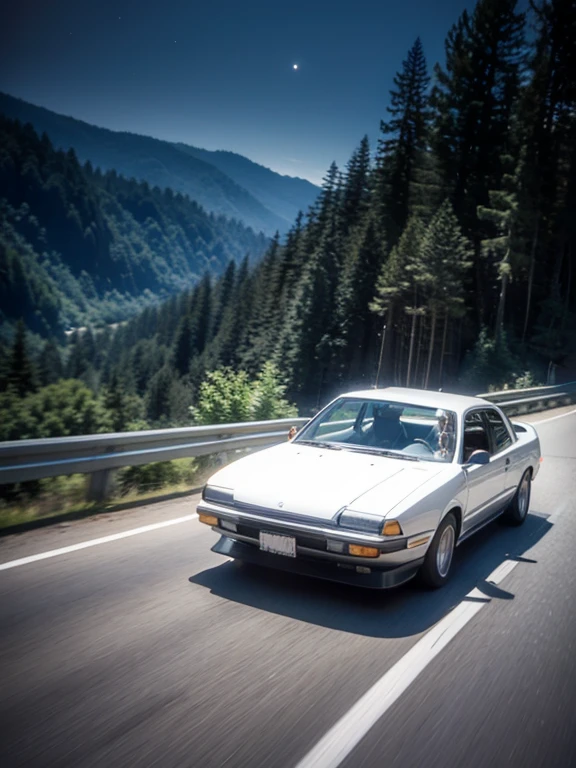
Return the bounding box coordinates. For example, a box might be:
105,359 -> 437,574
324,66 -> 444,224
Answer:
0,458 -> 218,534
0,482 -> 203,534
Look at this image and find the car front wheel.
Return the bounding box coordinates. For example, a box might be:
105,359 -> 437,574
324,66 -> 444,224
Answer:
419,513 -> 457,589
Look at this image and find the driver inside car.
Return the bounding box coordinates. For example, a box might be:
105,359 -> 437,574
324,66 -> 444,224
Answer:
365,404 -> 408,450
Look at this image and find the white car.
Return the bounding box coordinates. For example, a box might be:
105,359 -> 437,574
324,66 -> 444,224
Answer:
197,388 -> 541,588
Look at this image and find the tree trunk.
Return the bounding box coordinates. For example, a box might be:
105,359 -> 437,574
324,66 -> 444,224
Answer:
414,314 -> 425,387
495,253 -> 509,347
424,307 -> 437,389
394,316 -> 402,385
406,312 -> 417,387
475,253 -> 485,328
384,304 -> 395,384
374,318 -> 387,389
562,243 -> 572,332
392,324 -> 402,385
522,219 -> 539,344
546,243 -> 565,341
438,313 -> 449,389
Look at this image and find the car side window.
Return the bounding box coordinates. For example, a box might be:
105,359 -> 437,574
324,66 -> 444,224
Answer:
463,411 -> 490,462
484,409 -> 513,453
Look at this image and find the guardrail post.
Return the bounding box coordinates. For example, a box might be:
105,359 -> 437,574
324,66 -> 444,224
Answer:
87,469 -> 113,502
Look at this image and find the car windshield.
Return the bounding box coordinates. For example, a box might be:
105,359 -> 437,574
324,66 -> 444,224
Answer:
295,398 -> 457,463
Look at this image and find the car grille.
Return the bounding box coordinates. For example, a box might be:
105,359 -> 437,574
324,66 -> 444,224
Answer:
232,501 -> 339,529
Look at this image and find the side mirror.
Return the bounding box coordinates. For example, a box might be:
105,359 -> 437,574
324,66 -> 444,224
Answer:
288,426 -> 298,441
466,450 -> 490,466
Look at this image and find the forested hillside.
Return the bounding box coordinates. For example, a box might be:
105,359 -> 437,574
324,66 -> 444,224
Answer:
0,116 -> 268,339
1,0 -> 575,441
173,144 -> 319,228
0,92 -> 319,235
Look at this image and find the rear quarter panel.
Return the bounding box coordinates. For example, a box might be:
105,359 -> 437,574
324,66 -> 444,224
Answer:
510,421 -> 542,481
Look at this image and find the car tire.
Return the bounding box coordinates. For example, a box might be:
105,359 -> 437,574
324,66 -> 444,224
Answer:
502,470 -> 531,526
419,513 -> 457,589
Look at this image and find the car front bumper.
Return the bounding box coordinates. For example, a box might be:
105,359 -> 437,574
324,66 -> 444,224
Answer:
197,499 -> 428,589
212,536 -> 424,588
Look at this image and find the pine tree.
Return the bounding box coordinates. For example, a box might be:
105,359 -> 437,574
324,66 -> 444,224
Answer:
190,273 -> 213,355
242,233 -> 282,371
104,371 -> 130,431
8,320 -> 36,397
277,211 -> 305,299
173,313 -> 195,376
341,136 -> 371,234
334,216 -> 386,385
37,339 -> 63,387
376,38 -> 432,240
146,365 -> 175,423
477,151 -> 526,346
230,255 -> 256,368
419,201 -> 473,387
66,331 -> 89,380
210,259 -> 236,341
521,0 -> 576,356
306,162 -> 341,251
370,217 -> 426,386
432,0 -> 525,323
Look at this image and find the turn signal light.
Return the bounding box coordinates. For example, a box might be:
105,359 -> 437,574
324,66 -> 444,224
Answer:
349,545 -> 379,558
198,514 -> 218,526
407,535 -> 432,549
382,520 -> 403,536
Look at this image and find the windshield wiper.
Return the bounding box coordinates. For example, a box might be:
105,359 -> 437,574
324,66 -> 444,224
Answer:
297,439 -> 342,450
346,446 -> 420,461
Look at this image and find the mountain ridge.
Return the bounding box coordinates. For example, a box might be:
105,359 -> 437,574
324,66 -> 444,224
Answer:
0,115 -> 268,339
0,92 -> 319,236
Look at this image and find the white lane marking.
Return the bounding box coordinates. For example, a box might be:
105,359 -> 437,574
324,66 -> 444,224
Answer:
295,555 -> 523,768
530,407 -> 576,425
294,601 -> 485,768
486,558 -> 518,585
0,514 -> 198,572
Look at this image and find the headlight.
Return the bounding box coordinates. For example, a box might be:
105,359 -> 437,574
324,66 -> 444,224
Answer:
202,486 -> 234,505
382,520 -> 403,536
338,510 -> 385,535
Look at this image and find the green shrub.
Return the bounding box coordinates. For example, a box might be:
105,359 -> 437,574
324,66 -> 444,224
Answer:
117,458 -> 199,496
191,361 -> 297,425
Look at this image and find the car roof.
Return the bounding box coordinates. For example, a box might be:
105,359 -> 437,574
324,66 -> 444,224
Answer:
340,387 -> 492,414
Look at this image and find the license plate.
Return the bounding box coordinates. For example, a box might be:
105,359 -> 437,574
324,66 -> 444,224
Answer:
259,531 -> 296,558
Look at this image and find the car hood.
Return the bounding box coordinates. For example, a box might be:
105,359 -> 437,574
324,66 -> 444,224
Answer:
207,442 -> 447,522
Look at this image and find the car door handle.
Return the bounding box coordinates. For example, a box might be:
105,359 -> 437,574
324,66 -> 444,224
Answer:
505,458 -> 510,470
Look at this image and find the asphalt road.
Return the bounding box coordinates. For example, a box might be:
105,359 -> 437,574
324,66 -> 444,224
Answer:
1,408 -> 575,768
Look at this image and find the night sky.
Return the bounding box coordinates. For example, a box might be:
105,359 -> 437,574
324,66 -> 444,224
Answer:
1,0 -> 482,185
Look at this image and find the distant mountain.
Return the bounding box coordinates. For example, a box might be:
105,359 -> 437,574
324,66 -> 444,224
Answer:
173,144 -> 319,229
0,92 -> 319,235
0,116 -> 268,338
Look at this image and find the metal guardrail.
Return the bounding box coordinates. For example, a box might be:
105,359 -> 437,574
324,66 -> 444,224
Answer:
0,418 -> 309,500
0,382 -> 575,500
479,381 -> 576,414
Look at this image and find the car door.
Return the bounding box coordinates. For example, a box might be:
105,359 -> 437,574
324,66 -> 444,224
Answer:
483,407 -> 520,501
461,409 -> 506,534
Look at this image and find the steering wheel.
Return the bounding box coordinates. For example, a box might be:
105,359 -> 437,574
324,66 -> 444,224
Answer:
413,438 -> 434,454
